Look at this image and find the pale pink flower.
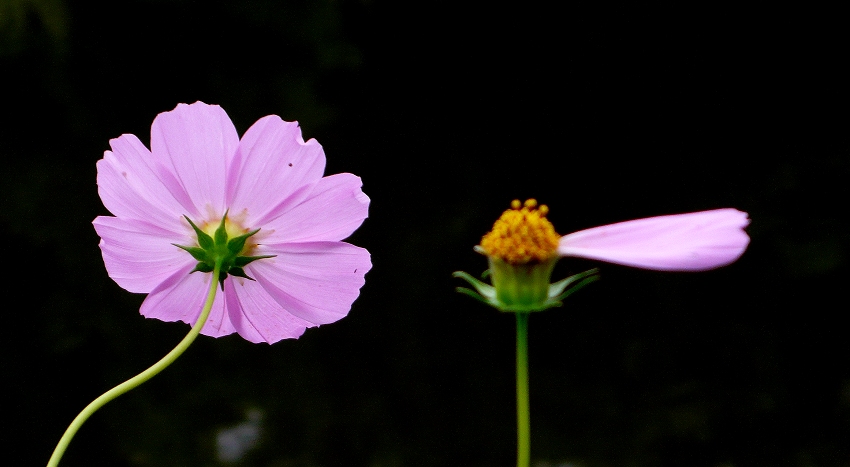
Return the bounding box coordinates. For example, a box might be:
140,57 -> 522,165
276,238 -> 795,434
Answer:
558,208 -> 750,271
93,102 -> 371,343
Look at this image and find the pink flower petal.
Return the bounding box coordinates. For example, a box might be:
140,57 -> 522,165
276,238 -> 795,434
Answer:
557,208 -> 750,271
139,264 -> 237,338
249,242 -> 371,325
97,134 -> 194,231
93,216 -> 193,293
150,102 -> 239,215
260,173 -> 370,243
226,116 -> 326,224
223,278 -> 311,344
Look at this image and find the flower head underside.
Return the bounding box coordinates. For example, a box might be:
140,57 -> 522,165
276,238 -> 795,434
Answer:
93,102 -> 372,343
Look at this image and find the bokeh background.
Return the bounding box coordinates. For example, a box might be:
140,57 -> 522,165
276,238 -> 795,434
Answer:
1,1 -> 848,466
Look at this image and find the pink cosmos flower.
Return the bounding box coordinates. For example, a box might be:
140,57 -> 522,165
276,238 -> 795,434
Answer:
558,208 -> 750,271
93,102 -> 371,344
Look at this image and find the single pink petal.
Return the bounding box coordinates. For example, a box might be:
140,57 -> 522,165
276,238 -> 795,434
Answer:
260,173 -> 370,243
150,102 -> 239,216
139,264 -> 238,338
93,216 -> 193,293
226,115 -> 326,224
97,135 -> 195,232
249,241 -> 371,325
111,134 -> 199,218
223,277 -> 310,344
557,208 -> 750,271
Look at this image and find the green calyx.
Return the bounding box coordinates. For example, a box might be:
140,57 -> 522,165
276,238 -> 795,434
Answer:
173,213 -> 275,289
453,257 -> 599,312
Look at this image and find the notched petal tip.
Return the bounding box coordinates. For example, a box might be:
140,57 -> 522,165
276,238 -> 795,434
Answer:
355,189 -> 371,207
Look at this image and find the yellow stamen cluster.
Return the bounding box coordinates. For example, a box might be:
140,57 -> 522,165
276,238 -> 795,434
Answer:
479,199 -> 560,264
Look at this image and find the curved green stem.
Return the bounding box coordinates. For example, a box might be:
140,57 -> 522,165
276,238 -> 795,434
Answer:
516,312 -> 530,467
47,262 -> 221,467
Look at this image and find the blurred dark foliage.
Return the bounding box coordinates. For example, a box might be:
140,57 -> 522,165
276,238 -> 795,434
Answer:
1,1 -> 848,466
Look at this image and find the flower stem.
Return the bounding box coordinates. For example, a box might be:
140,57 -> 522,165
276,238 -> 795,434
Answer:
47,262 -> 222,467
516,312 -> 530,467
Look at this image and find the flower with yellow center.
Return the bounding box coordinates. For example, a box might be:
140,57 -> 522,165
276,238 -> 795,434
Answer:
455,199 -> 751,312
455,199 -> 598,312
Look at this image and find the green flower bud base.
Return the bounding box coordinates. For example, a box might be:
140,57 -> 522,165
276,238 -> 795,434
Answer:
174,212 -> 275,289
453,261 -> 599,313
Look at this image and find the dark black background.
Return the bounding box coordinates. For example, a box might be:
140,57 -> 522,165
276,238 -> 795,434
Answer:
1,1 -> 848,466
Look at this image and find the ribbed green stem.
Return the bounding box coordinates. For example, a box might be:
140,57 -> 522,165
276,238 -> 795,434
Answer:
47,262 -> 222,467
516,312 -> 530,467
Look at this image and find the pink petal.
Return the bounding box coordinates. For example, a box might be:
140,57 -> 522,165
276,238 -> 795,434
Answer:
97,134 -> 194,231
260,173 -> 370,243
139,264 -> 238,338
557,208 -> 750,271
226,115 -> 326,224
93,216 -> 194,293
150,102 -> 239,216
223,277 -> 311,344
249,241 -> 371,325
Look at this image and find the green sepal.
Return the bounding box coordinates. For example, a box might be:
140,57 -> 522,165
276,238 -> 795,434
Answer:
173,244 -> 210,262
455,287 -> 494,306
228,267 -> 255,281
191,262 -> 214,274
227,228 -> 261,255
234,255 -> 276,267
213,214 -> 228,246
452,271 -> 496,301
548,268 -> 600,302
184,216 -> 214,251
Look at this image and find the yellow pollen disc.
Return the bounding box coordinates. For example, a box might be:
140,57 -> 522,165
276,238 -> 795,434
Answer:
479,199 -> 560,264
